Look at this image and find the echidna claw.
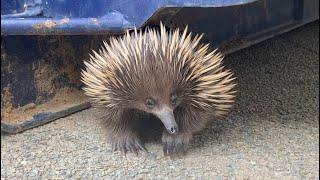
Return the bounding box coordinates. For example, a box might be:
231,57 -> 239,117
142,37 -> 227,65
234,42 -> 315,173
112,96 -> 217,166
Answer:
162,131 -> 190,158
111,137 -> 148,155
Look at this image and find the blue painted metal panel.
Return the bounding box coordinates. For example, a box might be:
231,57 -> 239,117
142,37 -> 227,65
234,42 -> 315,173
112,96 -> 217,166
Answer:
1,0 -> 318,35
1,0 -> 258,35
1,14 -> 132,35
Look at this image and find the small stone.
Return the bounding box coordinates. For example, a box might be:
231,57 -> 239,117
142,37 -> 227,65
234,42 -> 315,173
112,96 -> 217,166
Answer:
20,161 -> 27,165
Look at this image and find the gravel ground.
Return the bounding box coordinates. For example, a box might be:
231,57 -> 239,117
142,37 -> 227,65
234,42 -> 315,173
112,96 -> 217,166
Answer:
1,22 -> 319,179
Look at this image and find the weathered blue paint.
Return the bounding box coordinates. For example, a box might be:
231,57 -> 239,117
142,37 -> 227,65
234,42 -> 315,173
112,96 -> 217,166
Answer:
1,14 -> 132,35
1,0 -> 318,35
1,0 -> 257,35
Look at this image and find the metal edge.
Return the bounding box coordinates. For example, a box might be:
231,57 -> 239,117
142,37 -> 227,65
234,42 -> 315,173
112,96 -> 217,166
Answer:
222,18 -> 319,55
1,101 -> 91,134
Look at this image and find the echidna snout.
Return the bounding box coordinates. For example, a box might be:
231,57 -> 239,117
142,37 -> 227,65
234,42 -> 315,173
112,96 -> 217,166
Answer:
137,97 -> 179,135
152,106 -> 178,135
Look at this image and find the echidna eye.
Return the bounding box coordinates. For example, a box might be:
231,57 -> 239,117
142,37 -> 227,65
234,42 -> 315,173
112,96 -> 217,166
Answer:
145,98 -> 156,109
170,95 -> 177,106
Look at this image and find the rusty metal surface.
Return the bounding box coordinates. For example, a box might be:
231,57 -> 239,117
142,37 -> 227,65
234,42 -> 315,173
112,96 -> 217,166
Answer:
1,35 -> 114,133
1,102 -> 91,134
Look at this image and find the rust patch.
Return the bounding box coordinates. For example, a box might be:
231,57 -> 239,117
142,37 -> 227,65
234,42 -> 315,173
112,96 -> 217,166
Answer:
33,63 -> 55,99
44,20 -> 57,28
1,85 -> 13,114
1,41 -> 13,111
1,88 -> 88,124
32,36 -> 81,104
33,20 -> 57,30
55,38 -> 80,85
1,35 -> 112,124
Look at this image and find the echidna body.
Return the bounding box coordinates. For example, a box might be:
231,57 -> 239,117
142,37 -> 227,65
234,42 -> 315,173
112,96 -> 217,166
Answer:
81,23 -> 236,156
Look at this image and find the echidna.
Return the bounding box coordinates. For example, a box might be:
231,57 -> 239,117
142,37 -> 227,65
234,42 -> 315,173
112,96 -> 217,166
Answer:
81,23 -> 236,157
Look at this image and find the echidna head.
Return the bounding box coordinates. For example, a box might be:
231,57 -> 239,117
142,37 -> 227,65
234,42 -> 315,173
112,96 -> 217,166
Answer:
127,73 -> 185,134
81,23 -> 236,135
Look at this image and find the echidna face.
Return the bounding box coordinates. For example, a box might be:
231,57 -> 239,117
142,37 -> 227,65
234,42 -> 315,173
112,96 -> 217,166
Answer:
142,97 -> 179,134
132,83 -> 182,134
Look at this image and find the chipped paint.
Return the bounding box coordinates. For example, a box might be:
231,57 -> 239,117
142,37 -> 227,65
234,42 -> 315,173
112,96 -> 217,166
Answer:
59,18 -> 70,25
33,20 -> 57,30
43,20 -> 57,28
90,18 -> 100,26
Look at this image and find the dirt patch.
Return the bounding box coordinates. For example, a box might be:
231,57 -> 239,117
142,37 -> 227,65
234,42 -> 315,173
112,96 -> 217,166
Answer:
1,88 -> 88,124
219,36 -> 248,53
1,85 -> 13,112
32,36 -> 82,104
33,63 -> 56,98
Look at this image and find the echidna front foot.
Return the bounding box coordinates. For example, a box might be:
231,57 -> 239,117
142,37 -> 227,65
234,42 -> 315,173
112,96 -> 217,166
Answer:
111,131 -> 147,155
162,131 -> 192,158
